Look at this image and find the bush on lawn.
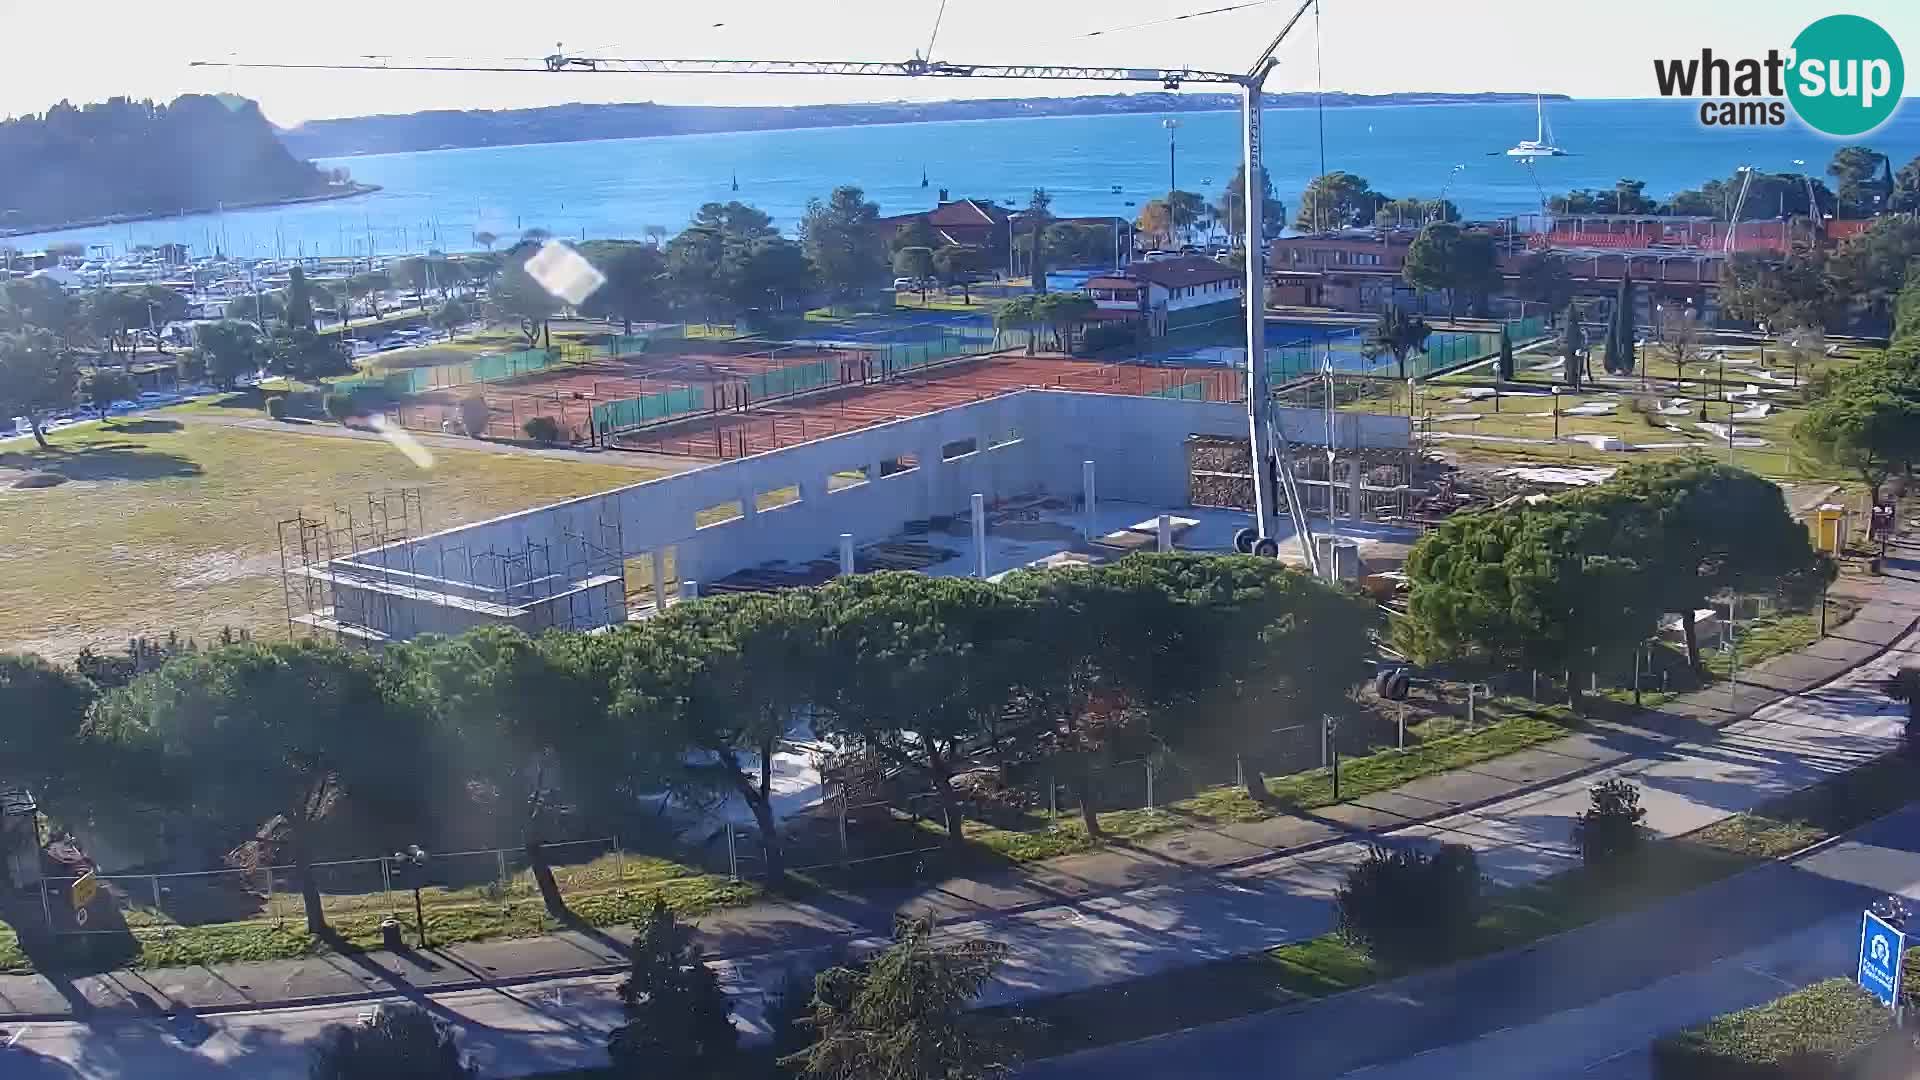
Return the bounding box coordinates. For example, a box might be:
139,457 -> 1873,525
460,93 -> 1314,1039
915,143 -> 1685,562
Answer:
1574,778 -> 1647,868
1334,842 -> 1481,968
522,415 -> 562,445
1650,979 -> 1894,1079
323,392 -> 356,423
458,393 -> 490,437
265,395 -> 288,420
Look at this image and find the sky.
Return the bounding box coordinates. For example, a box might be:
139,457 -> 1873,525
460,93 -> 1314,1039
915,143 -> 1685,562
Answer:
1,0 -> 1915,125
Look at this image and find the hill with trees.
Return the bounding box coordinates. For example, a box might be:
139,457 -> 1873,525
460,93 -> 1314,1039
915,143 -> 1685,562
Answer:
0,95 -> 356,233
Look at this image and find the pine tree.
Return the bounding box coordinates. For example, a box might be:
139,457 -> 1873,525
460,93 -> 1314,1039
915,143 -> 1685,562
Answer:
284,265 -> 315,332
1496,325 -> 1515,382
607,898 -> 738,1077
1561,303 -> 1585,389
1610,272 -> 1636,376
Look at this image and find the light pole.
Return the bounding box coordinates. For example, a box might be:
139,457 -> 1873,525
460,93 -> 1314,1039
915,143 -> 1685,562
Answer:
390,844 -> 430,948
1163,118 -> 1180,243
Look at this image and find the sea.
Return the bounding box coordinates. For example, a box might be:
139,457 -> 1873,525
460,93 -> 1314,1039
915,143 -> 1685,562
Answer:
16,97 -> 1920,259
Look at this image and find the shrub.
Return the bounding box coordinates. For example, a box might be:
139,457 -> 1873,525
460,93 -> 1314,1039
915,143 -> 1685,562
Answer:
322,392 -> 356,422
1573,778 -> 1647,867
1650,979 -> 1892,1079
1334,842 -> 1481,968
523,415 -> 562,445
309,1003 -> 476,1079
1081,321 -> 1138,355
458,393 -> 490,437
265,395 -> 288,420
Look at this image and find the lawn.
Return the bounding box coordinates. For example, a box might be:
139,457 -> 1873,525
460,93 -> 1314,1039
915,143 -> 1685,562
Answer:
998,751 -> 1920,1062
0,418 -> 663,660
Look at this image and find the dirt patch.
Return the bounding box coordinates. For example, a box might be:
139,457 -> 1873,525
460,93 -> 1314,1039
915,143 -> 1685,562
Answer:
169,551 -> 284,590
10,472 -> 65,489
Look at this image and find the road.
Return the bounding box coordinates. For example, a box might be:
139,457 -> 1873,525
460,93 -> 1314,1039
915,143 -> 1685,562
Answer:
1018,627 -> 1918,1079
6,617 -> 1913,1077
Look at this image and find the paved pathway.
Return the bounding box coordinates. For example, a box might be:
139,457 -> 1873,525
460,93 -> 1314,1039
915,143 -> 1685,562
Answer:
2,557 -> 1916,1077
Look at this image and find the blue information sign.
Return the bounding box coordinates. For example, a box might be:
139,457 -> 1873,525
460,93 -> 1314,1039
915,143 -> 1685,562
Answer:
1857,909 -> 1905,1009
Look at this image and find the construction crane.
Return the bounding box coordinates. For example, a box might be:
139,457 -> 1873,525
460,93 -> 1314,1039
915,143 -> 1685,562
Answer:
193,2 -> 1320,568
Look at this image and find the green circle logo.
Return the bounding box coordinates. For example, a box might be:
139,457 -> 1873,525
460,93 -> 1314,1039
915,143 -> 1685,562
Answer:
1787,15 -> 1904,136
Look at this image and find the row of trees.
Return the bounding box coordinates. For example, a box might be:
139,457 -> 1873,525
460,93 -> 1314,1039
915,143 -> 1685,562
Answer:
1549,146 -> 1919,220
1295,170 -> 1459,233
1136,165 -> 1288,248
1794,271 -> 1920,504
1398,458 -> 1832,708
4,554 -> 1374,935
1721,216 -> 1920,333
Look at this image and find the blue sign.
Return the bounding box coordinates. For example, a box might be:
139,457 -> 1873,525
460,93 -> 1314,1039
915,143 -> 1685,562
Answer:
1857,910 -> 1905,1008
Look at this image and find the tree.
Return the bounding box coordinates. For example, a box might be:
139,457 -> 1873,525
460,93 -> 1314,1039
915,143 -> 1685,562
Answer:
225,290 -> 286,330
488,252 -> 562,349
891,218 -> 939,256
622,591 -> 822,882
83,288 -> 148,363
576,240 -> 666,334
1513,252 -> 1574,316
1216,163 -> 1284,246
1560,303 -> 1587,387
1893,155 -> 1920,215
1794,353 -> 1920,504
1397,501 -> 1665,712
1295,171 -> 1383,231
1829,146 -> 1890,218
472,231 -> 498,252
268,328 -> 351,382
0,653 -> 96,796
78,366 -> 134,418
1573,779 -> 1646,868
1605,272 -> 1637,375
1719,249 -> 1837,332
812,574 -> 1028,845
0,326 -> 80,447
1583,459 -> 1829,669
892,246 -> 935,299
309,1003 -> 476,1080
1496,325 -> 1515,382
284,265 -> 315,331
608,898 -> 738,1076
994,295 -> 1040,354
1660,306 -> 1703,383
1361,308 -> 1432,380
1136,200 -> 1174,248
787,913 -> 1012,1080
346,271 -> 391,320
669,203 -> 810,322
1373,197 -> 1459,228
1,277 -> 81,342
799,185 -> 887,301
1826,217 -> 1920,326
1898,265 -> 1920,344
1164,190 -> 1207,245
1024,188 -> 1055,292
431,298 -> 470,341
1882,667 -> 1920,746
88,641 -> 427,934
1033,292 -> 1096,354
1403,223 -> 1494,316
932,244 -> 987,303
458,393 -> 490,437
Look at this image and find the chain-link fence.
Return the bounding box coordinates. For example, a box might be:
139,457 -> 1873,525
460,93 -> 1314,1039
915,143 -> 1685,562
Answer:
34,837 -> 727,943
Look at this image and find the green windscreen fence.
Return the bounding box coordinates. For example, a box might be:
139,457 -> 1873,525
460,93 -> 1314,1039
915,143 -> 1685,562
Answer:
1148,380 -> 1209,400
746,358 -> 839,399
335,347 -> 560,398
591,386 -> 708,433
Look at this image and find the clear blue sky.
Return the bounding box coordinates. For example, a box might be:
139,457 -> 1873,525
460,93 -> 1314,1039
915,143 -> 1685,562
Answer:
1,0 -> 1913,124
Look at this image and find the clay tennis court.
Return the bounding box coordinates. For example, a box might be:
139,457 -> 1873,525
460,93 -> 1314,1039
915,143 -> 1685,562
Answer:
613,353 -> 1246,459
385,341 -> 877,441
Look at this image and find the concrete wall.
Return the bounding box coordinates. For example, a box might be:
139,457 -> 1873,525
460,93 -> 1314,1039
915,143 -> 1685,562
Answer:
332,389 -> 1411,640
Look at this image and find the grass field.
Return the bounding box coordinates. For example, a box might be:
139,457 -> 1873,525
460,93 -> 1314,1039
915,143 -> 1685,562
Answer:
0,418 -> 662,660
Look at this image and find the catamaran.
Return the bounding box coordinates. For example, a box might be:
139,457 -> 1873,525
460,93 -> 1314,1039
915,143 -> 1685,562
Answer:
1494,93 -> 1569,158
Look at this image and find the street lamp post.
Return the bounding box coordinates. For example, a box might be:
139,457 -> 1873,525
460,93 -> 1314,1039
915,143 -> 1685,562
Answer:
390,845 -> 430,949
1163,118 -> 1180,243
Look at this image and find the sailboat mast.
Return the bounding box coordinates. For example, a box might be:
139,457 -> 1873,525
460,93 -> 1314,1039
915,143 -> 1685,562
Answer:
1535,92 -> 1543,142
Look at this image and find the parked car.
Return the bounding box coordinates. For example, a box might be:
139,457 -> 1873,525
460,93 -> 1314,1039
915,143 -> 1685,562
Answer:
107,400 -> 139,415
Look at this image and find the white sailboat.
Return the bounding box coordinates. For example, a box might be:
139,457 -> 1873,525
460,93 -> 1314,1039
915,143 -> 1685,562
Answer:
1493,93 -> 1570,159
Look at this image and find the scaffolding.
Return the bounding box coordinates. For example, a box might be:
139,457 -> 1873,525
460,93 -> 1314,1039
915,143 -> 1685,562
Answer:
276,488 -> 630,646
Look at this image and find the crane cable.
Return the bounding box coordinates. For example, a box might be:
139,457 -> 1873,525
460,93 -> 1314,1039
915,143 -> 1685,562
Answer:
924,0 -> 951,60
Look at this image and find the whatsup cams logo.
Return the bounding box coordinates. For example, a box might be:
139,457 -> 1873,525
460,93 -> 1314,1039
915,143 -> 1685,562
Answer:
1652,14 -> 1903,135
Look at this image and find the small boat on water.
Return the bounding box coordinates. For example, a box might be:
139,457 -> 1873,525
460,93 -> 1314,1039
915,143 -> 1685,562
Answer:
1494,93 -> 1570,159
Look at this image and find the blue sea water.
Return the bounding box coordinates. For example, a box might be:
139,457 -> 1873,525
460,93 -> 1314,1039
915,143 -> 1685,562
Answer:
17,97 -> 1920,258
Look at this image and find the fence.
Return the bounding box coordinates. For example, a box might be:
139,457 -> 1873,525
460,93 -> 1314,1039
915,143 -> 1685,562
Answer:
335,346 -> 568,399
32,837 -> 722,943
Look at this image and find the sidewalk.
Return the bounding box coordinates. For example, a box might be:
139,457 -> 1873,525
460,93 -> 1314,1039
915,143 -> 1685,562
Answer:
3,555 -> 1917,1029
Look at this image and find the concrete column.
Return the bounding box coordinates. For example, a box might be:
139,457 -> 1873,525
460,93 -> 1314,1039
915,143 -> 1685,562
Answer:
1350,458 -> 1363,522
972,493 -> 988,578
839,533 -> 855,576
1083,459 -> 1097,541
652,550 -> 671,614
1157,513 -> 1172,552
680,579 -> 698,602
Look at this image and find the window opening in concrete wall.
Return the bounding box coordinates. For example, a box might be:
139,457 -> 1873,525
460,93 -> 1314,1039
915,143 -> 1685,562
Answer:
829,466 -> 871,492
695,500 -> 745,528
755,485 -> 801,511
941,437 -> 979,461
878,454 -> 919,477
988,427 -> 1021,449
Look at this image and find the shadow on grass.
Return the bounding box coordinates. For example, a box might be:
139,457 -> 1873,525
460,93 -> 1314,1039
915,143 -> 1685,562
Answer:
102,418 -> 184,434
0,443 -> 201,482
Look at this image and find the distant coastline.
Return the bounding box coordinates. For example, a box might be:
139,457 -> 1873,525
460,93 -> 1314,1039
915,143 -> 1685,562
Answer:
280,91 -> 1568,160
2,182 -> 381,242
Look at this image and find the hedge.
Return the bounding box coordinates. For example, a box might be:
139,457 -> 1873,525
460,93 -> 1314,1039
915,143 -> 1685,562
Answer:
1651,979 -> 1893,1079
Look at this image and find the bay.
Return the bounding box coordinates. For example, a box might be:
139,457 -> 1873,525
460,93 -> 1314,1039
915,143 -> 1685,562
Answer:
17,97 -> 1919,257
